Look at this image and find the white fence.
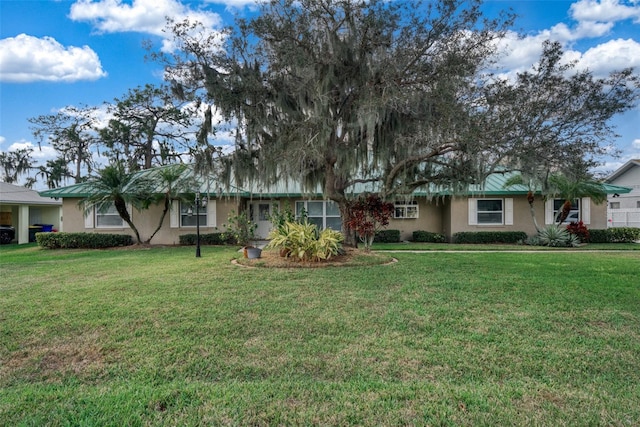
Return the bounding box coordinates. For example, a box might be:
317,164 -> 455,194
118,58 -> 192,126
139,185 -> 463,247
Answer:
607,209 -> 640,228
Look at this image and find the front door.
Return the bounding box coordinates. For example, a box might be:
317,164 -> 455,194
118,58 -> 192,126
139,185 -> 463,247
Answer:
250,202 -> 275,239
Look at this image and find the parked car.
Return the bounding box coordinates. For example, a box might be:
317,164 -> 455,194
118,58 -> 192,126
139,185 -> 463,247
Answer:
0,225 -> 15,244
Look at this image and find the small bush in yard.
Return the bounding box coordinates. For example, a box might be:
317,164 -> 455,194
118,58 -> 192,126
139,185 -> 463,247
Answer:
374,229 -> 401,243
453,231 -> 528,244
265,221 -> 343,261
536,226 -> 580,247
566,221 -> 590,242
608,227 -> 640,243
179,232 -> 236,246
412,230 -> 446,243
37,232 -> 133,249
588,228 -> 640,243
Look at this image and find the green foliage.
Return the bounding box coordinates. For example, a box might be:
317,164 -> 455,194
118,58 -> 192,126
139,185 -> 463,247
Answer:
452,231 -> 528,244
265,221 -> 343,262
535,226 -> 580,247
608,227 -> 640,243
582,228 -> 640,243
179,232 -> 236,246
268,203 -> 297,230
412,230 -> 446,243
374,229 -> 401,243
36,232 -> 133,249
223,210 -> 257,246
588,229 -> 610,243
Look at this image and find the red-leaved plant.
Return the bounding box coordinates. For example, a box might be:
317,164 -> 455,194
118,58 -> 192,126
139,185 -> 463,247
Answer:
345,194 -> 395,251
566,220 -> 590,243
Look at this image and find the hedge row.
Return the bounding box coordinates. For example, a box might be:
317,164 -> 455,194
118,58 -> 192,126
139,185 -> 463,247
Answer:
588,227 -> 640,243
37,232 -> 133,249
179,232 -> 237,246
374,229 -> 401,243
412,230 -> 446,243
452,231 -> 528,244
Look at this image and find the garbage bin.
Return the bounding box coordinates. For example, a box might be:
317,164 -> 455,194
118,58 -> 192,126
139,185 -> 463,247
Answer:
29,226 -> 43,242
39,224 -> 54,232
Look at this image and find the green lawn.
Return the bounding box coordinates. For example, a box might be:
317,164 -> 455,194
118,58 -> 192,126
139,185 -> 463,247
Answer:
1,244 -> 639,426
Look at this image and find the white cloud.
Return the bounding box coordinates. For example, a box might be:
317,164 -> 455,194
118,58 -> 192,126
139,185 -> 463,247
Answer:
570,0 -> 640,24
0,34 -> 107,83
575,38 -> 640,75
0,136 -> 5,146
8,140 -> 57,160
633,139 -> 640,149
69,0 -> 224,52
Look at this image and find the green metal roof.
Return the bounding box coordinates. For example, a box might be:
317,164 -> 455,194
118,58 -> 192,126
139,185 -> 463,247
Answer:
39,165 -> 632,199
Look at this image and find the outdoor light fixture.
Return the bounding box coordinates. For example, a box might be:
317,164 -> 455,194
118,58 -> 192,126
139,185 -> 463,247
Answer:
194,192 -> 208,258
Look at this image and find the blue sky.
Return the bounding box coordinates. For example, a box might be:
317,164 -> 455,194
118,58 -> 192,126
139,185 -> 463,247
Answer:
1,0 -> 639,187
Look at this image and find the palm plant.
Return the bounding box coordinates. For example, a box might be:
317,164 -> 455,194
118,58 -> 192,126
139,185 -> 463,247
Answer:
80,162 -> 154,244
546,174 -> 607,224
145,164 -> 194,243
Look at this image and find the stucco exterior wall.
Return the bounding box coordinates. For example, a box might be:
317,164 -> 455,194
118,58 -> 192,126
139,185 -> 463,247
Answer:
62,198 -> 240,245
387,199 -> 444,241
59,194 -> 612,245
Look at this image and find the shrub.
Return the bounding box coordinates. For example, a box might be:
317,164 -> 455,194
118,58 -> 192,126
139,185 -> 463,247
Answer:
345,194 -> 394,250
566,221 -> 590,242
37,232 -> 133,249
374,229 -> 401,243
536,226 -> 580,247
452,231 -> 528,244
412,230 -> 446,243
588,228 -> 640,243
265,221 -> 343,262
223,210 -> 257,246
588,229 -> 610,243
179,232 -> 236,246
608,227 -> 640,243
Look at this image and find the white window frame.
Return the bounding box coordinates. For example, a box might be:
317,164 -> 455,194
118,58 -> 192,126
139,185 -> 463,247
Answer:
394,201 -> 419,219
85,202 -> 128,229
170,199 -> 216,228
545,198 -> 590,225
295,200 -> 341,230
468,198 -> 513,226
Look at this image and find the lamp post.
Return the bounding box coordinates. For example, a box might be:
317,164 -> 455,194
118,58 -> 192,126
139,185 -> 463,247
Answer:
194,192 -> 207,258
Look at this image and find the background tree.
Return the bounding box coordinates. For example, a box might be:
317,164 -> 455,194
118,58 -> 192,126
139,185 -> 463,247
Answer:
35,158 -> 72,189
29,105 -> 100,184
0,148 -> 34,185
162,0 -> 514,244
100,84 -> 194,171
482,41 -> 639,178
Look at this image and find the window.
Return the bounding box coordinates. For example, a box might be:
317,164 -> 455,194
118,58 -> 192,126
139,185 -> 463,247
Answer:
296,200 -> 341,230
553,199 -> 580,223
477,199 -> 503,224
394,201 -> 419,219
610,202 -> 620,209
95,202 -> 124,228
637,201 -> 640,209
180,201 -> 207,227
468,198 -> 513,226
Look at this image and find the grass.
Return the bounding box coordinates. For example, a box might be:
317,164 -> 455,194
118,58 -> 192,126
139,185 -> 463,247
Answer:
371,241 -> 640,251
1,243 -> 639,425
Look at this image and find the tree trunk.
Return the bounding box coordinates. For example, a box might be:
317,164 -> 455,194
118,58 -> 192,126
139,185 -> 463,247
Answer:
146,195 -> 170,244
114,196 -> 143,244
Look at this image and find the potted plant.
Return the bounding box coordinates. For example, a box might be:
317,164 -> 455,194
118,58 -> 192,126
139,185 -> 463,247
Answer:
224,210 -> 260,258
